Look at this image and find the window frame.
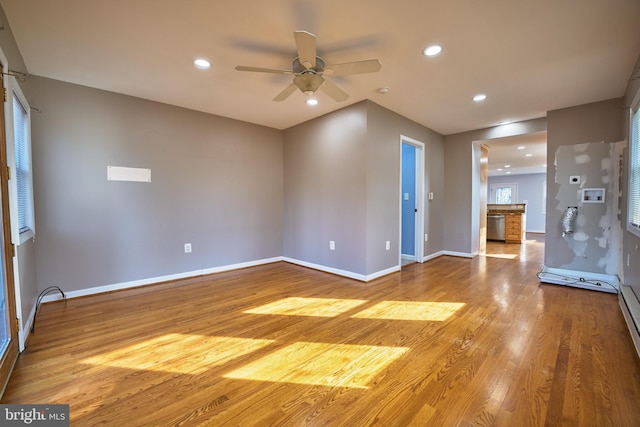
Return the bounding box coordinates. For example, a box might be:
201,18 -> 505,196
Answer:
5,76 -> 34,245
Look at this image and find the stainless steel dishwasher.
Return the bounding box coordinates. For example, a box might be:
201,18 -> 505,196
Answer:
487,214 -> 505,241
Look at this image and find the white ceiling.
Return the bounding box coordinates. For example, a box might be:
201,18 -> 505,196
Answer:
482,132 -> 547,177
1,0 -> 639,140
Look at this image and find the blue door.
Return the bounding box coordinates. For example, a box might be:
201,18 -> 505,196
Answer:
401,143 -> 416,257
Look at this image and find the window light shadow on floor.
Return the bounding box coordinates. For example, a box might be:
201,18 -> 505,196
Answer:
244,297 -> 368,317
81,334 -> 275,374
224,341 -> 408,389
351,301 -> 465,322
484,254 -> 518,260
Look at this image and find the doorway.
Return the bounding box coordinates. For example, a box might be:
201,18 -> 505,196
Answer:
400,136 -> 424,266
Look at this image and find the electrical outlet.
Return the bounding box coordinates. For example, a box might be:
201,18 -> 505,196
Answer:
385,241 -> 390,250
329,241 -> 335,250
184,243 -> 192,253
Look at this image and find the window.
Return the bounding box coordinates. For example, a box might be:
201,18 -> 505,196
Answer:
490,183 -> 518,204
629,105 -> 640,237
6,77 -> 34,244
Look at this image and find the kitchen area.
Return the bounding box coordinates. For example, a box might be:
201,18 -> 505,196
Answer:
487,203 -> 526,243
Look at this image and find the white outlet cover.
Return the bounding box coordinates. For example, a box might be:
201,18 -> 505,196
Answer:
569,175 -> 580,184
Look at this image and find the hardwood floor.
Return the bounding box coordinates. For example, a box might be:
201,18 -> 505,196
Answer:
3,236 -> 640,426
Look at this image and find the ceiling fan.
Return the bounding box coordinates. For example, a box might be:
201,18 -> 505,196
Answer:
235,31 -> 382,102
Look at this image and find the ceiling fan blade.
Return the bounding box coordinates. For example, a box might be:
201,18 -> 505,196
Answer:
323,59 -> 382,76
320,79 -> 349,102
273,83 -> 299,101
294,30 -> 317,69
235,65 -> 293,74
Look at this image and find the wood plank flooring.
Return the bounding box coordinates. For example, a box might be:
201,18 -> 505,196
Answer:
2,235 -> 640,426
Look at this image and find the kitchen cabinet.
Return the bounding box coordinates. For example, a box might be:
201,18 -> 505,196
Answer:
505,213 -> 524,243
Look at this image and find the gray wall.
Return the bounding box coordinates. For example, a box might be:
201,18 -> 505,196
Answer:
29,76 -> 284,292
545,99 -> 623,273
366,101 -> 445,268
488,173 -> 547,233
283,100 -> 445,277
283,102 -> 368,275
444,119 -> 548,254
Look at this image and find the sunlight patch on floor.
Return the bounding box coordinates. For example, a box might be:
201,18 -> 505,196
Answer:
224,341 -> 408,389
484,253 -> 518,260
81,334 -> 274,374
351,301 -> 465,321
244,297 -> 368,317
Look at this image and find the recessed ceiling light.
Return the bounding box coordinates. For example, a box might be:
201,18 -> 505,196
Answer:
497,168 -> 503,171
525,153 -> 533,157
505,171 -> 512,174
504,164 -> 511,168
306,98 -> 318,106
517,146 -> 526,150
473,94 -> 486,102
423,45 -> 442,57
194,58 -> 211,69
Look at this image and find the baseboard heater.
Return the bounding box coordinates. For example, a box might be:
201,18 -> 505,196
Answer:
537,266 -> 619,294
620,285 -> 640,358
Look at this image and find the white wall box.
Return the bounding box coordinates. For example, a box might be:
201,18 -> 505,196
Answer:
582,188 -> 605,203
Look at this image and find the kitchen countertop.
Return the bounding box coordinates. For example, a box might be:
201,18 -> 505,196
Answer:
487,203 -> 526,214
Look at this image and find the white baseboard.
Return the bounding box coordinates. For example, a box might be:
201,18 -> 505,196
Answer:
282,257 -> 400,282
620,286 -> 640,359
422,251 -> 445,262
40,256 -> 284,303
537,266 -> 619,294
440,251 -> 475,259
37,255 -> 403,311
18,302 -> 37,352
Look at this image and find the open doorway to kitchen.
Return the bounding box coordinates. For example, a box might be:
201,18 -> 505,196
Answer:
476,131 -> 547,259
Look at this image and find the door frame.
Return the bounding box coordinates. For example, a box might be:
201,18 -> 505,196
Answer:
0,50 -> 20,396
399,135 -> 425,264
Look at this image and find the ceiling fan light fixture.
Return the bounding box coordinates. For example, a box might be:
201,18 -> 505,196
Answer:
306,98 -> 318,106
473,94 -> 487,102
294,73 -> 323,95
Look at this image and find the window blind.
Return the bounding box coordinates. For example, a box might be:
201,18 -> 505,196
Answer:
630,107 -> 640,230
12,93 -> 30,234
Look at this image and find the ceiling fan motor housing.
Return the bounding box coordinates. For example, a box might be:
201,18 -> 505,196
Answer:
293,57 -> 326,94
293,57 -> 325,74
